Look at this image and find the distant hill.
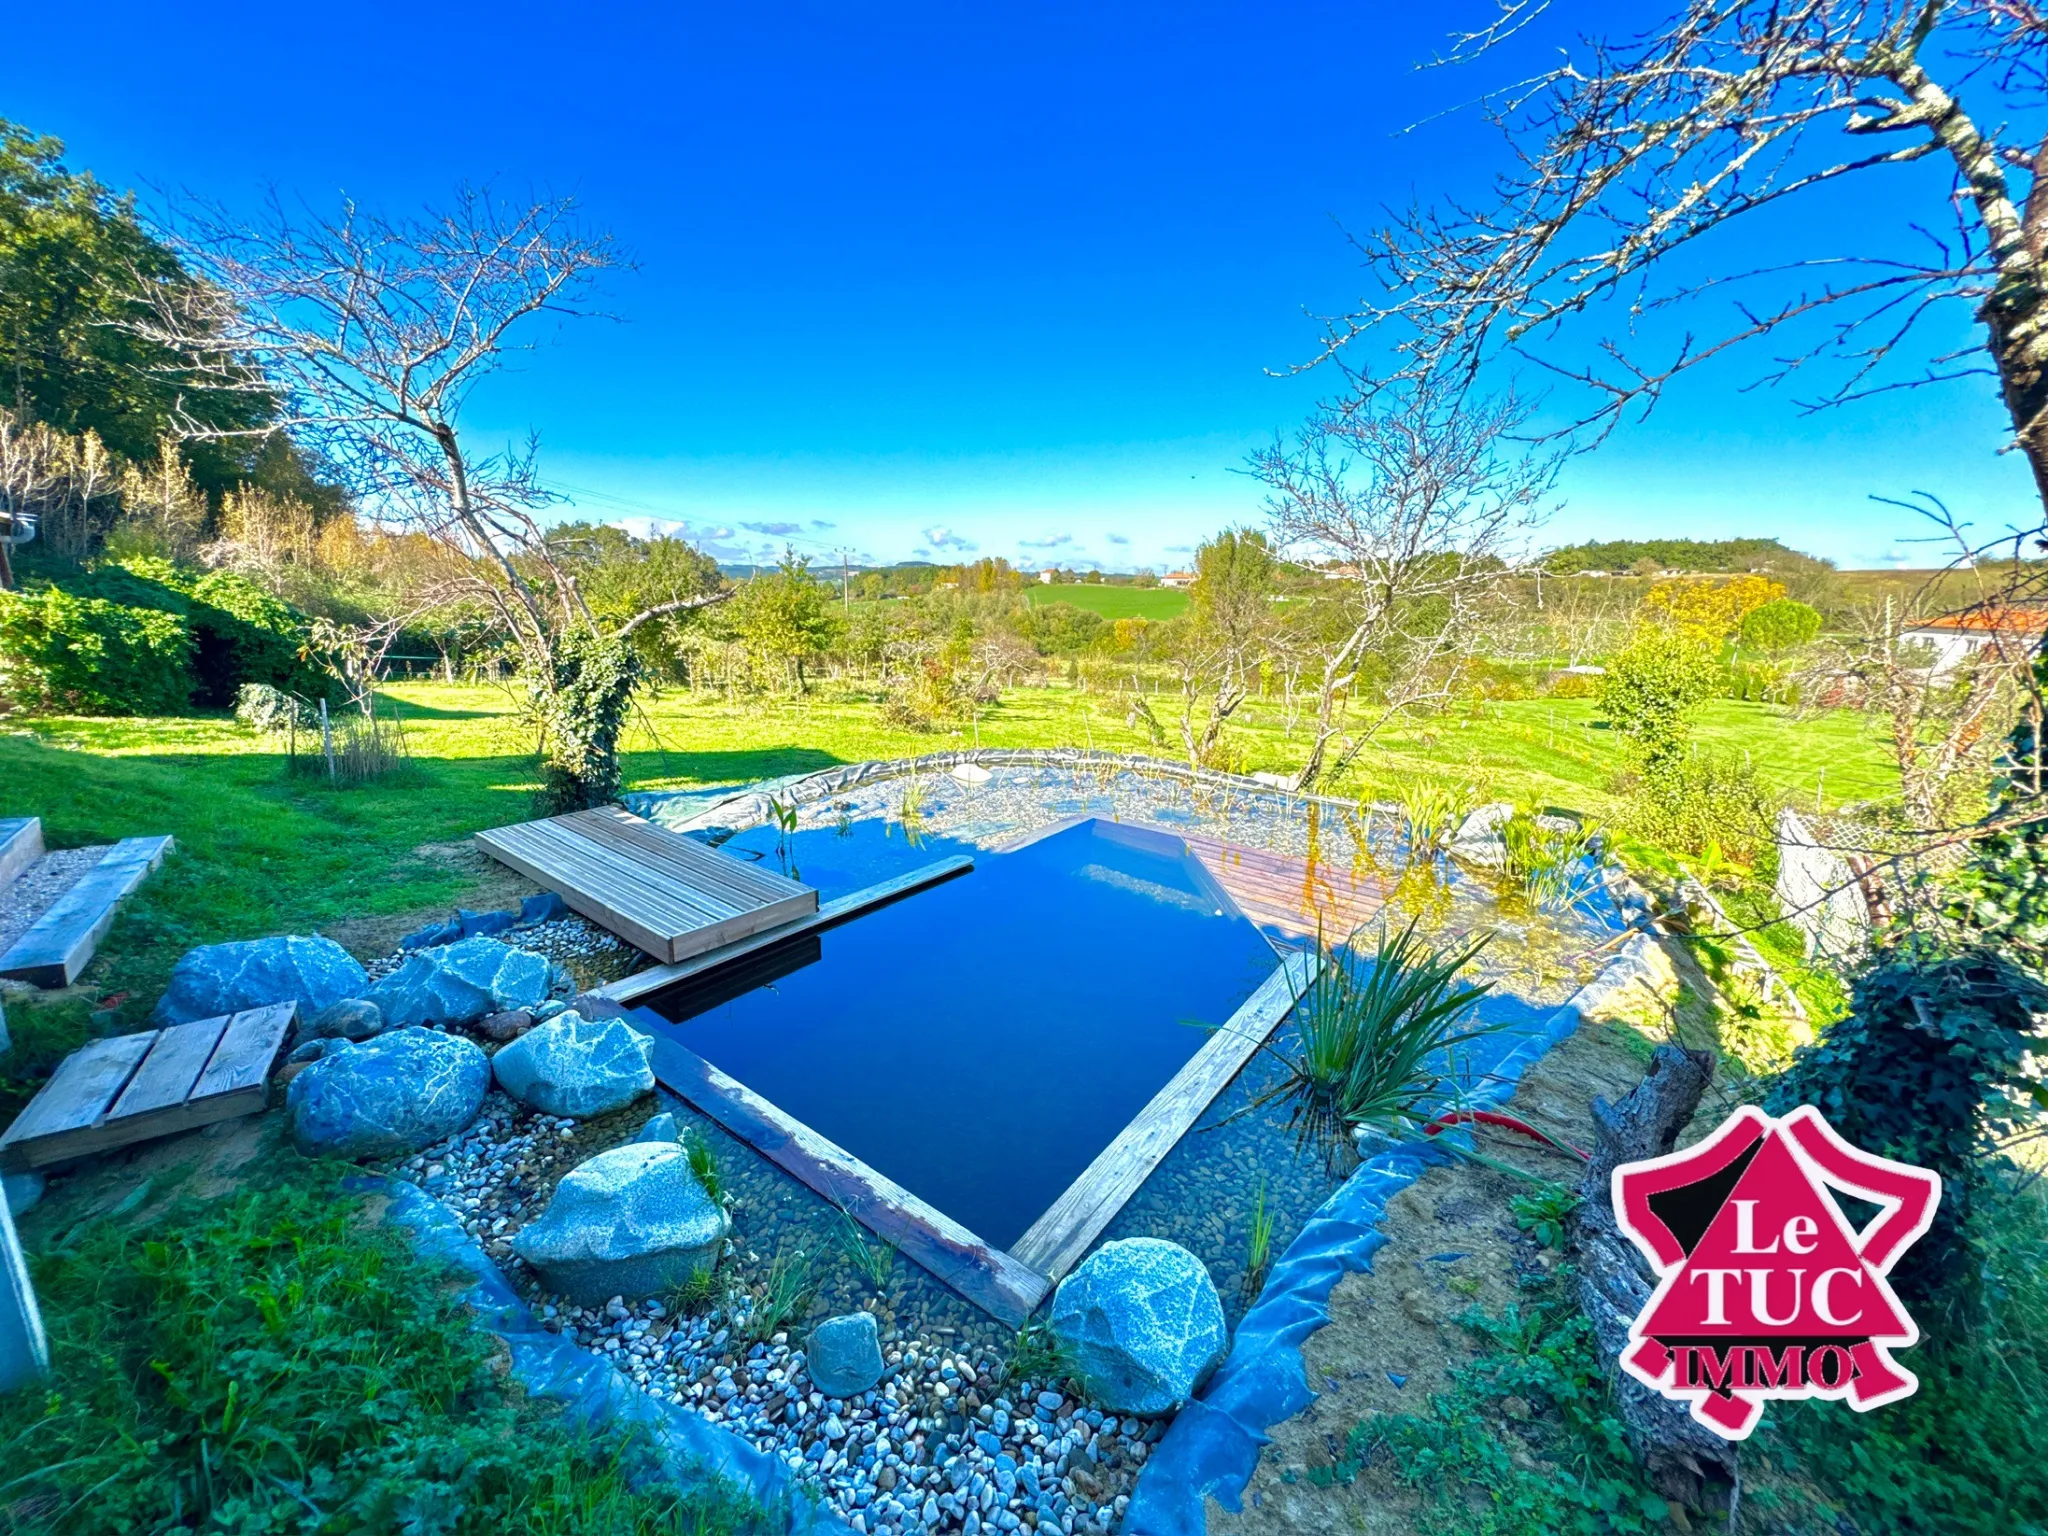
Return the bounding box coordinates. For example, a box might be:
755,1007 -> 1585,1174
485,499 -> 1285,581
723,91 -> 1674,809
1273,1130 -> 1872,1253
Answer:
1544,537 -> 1832,576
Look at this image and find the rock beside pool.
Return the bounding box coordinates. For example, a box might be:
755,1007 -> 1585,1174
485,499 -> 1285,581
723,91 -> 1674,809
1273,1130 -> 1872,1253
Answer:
808,1311 -> 885,1399
477,1007 -> 535,1043
286,1027 -> 489,1159
1446,801 -> 1516,868
634,1110 -> 680,1144
491,1011 -> 654,1117
303,997 -> 386,1042
153,935 -> 368,1026
510,1141 -> 730,1305
1049,1238 -> 1228,1416
366,936 -> 563,1028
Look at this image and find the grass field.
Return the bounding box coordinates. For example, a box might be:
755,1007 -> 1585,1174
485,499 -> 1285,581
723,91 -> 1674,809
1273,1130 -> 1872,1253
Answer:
1024,583 -> 1189,620
0,679 -> 1897,1040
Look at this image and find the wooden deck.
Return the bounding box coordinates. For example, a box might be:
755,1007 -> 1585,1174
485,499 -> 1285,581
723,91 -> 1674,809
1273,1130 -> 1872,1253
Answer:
1180,830 -> 1388,944
0,835 -> 175,988
0,1003 -> 294,1171
477,807 -> 817,963
597,855 -> 973,1006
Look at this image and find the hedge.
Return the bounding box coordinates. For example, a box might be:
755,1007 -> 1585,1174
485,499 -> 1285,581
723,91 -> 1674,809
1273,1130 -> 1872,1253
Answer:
0,586 -> 193,714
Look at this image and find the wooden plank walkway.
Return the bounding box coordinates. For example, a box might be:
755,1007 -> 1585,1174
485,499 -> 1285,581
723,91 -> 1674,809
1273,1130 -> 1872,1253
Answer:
643,1030 -> 1053,1326
1010,949 -> 1318,1281
0,819 -> 42,893
0,835 -> 175,988
596,856 -> 973,1006
477,807 -> 817,963
0,1002 -> 294,1171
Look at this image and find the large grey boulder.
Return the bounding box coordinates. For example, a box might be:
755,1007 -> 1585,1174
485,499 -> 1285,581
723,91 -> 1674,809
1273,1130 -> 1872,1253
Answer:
153,936 -> 368,1026
1049,1238 -> 1228,1416
286,1027 -> 489,1160
1446,801 -> 1516,868
303,997 -> 385,1043
511,1142 -> 730,1306
808,1311 -> 885,1399
366,936 -> 561,1029
491,1012 -> 654,1117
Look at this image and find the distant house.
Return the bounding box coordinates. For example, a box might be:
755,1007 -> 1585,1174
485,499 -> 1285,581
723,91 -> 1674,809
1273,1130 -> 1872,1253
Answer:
1900,607 -> 2048,673
1160,571 -> 1195,589
1037,568 -> 1056,584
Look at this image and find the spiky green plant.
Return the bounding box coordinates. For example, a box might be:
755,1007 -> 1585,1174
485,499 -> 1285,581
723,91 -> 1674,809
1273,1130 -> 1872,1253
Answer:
743,1250 -> 817,1344
1497,812 -> 1604,913
835,1208 -> 897,1291
1243,1175 -> 1276,1298
1400,780 -> 1466,860
1254,918 -> 1499,1146
682,1127 -> 725,1206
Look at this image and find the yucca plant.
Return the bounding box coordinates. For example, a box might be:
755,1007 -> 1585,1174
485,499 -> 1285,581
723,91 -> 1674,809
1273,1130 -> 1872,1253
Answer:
1253,918 -> 1499,1147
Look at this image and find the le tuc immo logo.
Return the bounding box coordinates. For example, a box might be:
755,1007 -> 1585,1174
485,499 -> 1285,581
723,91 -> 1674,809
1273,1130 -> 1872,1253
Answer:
1610,1104 -> 1942,1440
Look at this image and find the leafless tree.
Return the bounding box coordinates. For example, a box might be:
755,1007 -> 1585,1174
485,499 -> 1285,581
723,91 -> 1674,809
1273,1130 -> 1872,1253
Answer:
1320,0 -> 2048,511
1172,528 -> 1279,768
1251,375 -> 1557,789
128,187 -> 728,806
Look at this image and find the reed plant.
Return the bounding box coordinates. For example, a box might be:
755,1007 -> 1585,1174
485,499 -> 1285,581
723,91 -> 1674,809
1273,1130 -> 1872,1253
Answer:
1253,918 -> 1498,1147
1243,1175 -> 1276,1299
1497,812 -> 1604,913
742,1249 -> 818,1343
835,1208 -> 897,1291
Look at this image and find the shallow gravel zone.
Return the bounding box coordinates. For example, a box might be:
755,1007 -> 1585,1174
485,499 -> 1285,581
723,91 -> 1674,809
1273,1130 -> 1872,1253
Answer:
361,914 -> 639,989
0,846 -> 109,956
388,1094 -> 1154,1535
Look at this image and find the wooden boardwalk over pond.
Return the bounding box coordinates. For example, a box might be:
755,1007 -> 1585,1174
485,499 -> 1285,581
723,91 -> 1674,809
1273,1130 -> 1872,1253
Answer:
477,807 -> 817,964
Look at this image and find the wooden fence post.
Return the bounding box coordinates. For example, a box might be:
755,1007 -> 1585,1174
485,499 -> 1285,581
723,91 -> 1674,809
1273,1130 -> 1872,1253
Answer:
319,698 -> 336,784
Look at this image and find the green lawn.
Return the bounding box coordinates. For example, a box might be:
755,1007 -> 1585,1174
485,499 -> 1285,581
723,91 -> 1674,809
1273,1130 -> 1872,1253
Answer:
1025,583 -> 1189,620
0,679 -> 1896,1033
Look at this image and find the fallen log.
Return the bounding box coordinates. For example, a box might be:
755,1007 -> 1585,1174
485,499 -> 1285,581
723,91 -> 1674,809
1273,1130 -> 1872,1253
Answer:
1569,1042 -> 1740,1517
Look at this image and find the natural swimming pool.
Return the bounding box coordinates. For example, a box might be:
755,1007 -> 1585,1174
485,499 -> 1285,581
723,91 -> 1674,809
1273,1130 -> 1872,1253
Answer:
635,817 -> 1282,1250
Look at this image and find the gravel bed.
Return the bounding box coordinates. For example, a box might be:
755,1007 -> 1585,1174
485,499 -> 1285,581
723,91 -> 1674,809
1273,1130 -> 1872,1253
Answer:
387,1092 -> 1152,1534
0,846 -> 110,957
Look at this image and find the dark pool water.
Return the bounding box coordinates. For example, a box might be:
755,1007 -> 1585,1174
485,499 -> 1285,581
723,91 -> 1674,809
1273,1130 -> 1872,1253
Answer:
637,819 -> 1281,1249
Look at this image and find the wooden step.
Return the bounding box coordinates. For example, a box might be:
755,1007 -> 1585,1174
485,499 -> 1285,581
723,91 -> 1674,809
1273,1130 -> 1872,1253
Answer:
0,835 -> 174,988
0,819 -> 42,895
0,1002 -> 294,1172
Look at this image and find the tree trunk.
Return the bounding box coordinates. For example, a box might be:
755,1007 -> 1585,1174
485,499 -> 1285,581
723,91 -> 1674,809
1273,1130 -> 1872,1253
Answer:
1566,1044 -> 1740,1516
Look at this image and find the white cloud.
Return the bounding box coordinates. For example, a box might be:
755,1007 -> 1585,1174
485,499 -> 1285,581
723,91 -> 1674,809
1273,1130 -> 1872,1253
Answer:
741,520 -> 806,537
1105,532 -> 1130,546
1019,531 -> 1076,549
922,526 -> 979,553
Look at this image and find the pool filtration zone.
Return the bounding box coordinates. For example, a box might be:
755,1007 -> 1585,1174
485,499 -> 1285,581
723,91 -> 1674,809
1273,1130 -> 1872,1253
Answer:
634,818 -> 1281,1254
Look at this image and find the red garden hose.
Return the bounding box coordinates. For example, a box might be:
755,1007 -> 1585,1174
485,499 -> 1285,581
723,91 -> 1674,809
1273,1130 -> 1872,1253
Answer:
1420,1109 -> 1589,1162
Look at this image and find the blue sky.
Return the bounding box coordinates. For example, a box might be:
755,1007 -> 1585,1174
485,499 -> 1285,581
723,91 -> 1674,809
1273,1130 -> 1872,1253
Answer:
8,1 -> 2034,570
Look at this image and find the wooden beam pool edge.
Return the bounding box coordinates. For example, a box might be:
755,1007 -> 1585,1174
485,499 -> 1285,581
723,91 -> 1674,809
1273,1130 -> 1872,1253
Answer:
1008,948 -> 1320,1281
594,855 -> 974,1005
644,1034 -> 1051,1327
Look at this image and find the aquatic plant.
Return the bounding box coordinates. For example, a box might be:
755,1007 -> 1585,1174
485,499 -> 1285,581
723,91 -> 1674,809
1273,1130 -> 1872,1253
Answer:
835,1207 -> 897,1291
682,1127 -> 725,1206
1243,1175 -> 1275,1299
1399,780 -> 1467,861
1497,812 -> 1604,913
1253,918 -> 1498,1146
743,1249 -> 817,1343
767,796 -> 800,879
896,774 -> 928,847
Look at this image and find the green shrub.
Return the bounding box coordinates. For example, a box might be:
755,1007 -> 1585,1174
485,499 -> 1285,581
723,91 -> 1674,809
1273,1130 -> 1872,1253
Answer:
0,586 -> 191,713
1597,627 -> 1718,757
0,1163 -> 762,1535
1739,596 -> 1823,655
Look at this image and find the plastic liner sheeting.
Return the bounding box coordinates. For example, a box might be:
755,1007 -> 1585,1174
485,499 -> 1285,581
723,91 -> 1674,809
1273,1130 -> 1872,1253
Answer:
1124,933 -> 1669,1536
381,1180 -> 848,1534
